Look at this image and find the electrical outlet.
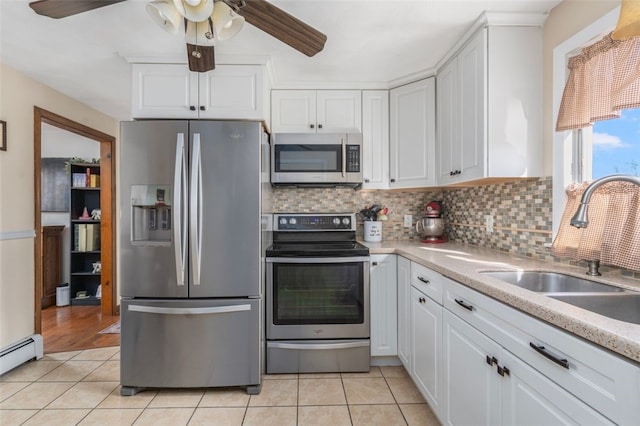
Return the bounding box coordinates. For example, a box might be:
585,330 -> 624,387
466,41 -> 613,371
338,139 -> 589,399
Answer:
404,215 -> 413,228
485,215 -> 494,233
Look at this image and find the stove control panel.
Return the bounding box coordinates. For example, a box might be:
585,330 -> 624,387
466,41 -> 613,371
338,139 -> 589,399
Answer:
274,213 -> 355,231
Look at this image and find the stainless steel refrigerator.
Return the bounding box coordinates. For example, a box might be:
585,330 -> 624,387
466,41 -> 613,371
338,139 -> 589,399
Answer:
118,120 -> 266,396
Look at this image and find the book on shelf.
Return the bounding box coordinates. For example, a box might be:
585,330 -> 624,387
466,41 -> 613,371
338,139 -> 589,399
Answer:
72,173 -> 86,188
75,223 -> 100,252
89,174 -> 100,188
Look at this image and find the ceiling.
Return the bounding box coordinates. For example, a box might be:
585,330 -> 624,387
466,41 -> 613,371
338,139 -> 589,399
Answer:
0,0 -> 562,121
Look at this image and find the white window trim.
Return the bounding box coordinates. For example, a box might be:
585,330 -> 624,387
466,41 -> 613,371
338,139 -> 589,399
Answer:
551,6 -> 619,237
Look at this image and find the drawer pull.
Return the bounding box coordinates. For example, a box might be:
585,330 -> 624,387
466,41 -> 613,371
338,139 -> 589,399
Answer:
455,298 -> 474,311
497,365 -> 510,377
417,276 -> 430,284
486,355 -> 498,366
419,297 -> 426,303
529,343 -> 570,369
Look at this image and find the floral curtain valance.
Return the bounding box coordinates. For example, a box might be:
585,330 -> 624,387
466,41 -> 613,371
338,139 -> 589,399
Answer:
556,33 -> 640,131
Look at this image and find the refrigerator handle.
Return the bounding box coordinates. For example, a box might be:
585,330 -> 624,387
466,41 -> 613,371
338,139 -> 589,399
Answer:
173,134 -> 187,286
190,133 -> 203,285
128,304 -> 251,315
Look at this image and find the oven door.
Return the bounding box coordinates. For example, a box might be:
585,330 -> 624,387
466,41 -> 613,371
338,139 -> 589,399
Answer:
266,257 -> 370,340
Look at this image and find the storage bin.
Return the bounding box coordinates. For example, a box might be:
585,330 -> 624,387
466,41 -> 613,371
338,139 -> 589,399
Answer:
56,285 -> 70,307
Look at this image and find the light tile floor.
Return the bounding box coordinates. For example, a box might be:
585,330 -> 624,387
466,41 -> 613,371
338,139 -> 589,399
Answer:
0,347 -> 441,425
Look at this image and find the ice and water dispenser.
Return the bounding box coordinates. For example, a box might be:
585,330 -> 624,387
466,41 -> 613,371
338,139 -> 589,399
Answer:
130,185 -> 172,245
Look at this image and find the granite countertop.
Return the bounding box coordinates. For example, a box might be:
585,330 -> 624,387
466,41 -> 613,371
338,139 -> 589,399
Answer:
362,239 -> 640,364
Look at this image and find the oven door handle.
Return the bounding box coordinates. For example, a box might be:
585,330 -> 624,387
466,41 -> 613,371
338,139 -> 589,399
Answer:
268,341 -> 369,350
266,257 -> 370,263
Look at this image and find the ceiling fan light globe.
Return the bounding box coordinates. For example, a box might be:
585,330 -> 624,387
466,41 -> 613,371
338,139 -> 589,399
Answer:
211,1 -> 244,40
146,0 -> 181,35
173,0 -> 214,22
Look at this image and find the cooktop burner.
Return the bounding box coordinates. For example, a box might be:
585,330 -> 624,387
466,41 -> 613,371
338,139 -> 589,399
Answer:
267,213 -> 370,258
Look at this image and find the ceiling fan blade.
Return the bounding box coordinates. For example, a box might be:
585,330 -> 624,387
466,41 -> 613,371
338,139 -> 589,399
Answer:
29,0 -> 127,19
187,43 -> 216,73
229,0 -> 327,57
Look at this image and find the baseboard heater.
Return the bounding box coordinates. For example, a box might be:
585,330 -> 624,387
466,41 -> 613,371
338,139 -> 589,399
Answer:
0,335 -> 44,376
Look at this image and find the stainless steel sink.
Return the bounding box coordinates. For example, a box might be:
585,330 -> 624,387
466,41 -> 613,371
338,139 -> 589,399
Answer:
480,271 -> 625,293
548,293 -> 640,325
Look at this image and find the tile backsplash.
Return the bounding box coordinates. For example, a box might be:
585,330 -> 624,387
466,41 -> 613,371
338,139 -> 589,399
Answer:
271,176 -> 640,278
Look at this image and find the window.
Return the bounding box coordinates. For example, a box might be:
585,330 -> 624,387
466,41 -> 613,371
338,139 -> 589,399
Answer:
552,7 -> 620,236
591,109 -> 640,178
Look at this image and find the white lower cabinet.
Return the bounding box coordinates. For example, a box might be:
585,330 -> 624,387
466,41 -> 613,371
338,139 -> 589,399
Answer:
411,286 -> 443,418
370,254 -> 397,357
442,276 -> 636,425
397,256 -> 411,368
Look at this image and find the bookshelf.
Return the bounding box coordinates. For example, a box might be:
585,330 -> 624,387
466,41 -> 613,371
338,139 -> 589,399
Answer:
69,162 -> 101,306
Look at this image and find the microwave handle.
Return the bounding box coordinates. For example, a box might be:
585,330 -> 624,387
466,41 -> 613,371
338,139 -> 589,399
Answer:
341,138 -> 346,178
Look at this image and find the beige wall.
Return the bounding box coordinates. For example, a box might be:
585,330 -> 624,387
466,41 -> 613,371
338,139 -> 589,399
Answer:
0,63 -> 118,348
542,0 -> 619,174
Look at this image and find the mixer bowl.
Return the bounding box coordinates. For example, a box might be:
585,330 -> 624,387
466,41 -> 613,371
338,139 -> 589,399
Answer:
416,217 -> 444,240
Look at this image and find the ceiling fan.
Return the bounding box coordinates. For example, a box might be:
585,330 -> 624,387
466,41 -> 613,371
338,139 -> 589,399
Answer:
28,0 -> 327,72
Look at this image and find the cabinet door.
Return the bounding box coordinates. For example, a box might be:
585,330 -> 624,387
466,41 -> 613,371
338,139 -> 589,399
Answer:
397,256 -> 411,368
443,309 -> 501,426
457,29 -> 486,182
316,90 -> 362,133
131,64 -> 199,119
361,90 -> 389,189
389,78 -> 436,188
271,90 -> 316,133
199,65 -> 264,120
411,286 -> 443,419
436,57 -> 458,185
501,350 -> 614,426
370,254 -> 397,357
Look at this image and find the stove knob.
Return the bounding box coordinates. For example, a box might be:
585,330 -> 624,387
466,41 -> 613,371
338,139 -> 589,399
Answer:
289,218 -> 297,225
342,218 -> 350,226
333,218 -> 341,225
279,218 -> 287,226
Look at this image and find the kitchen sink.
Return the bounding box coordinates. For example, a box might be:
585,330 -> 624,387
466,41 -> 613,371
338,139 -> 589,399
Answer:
480,271 -> 625,293
548,293 -> 640,325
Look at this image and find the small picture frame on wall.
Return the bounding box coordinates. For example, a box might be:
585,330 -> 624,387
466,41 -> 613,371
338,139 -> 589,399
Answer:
0,120 -> 6,151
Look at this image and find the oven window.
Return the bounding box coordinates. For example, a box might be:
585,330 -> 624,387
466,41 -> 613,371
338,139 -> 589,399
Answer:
272,262 -> 364,325
275,145 -> 342,173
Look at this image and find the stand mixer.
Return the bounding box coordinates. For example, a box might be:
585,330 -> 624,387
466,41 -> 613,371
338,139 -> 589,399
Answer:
415,201 -> 448,243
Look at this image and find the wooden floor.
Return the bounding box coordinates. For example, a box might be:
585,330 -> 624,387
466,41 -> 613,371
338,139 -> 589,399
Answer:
41,305 -> 120,354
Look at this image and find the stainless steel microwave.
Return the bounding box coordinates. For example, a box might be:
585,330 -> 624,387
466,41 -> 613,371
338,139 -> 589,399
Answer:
271,133 -> 363,186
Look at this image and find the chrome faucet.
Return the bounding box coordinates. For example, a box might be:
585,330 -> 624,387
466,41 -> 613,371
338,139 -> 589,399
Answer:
569,174 -> 640,276
570,174 -> 640,228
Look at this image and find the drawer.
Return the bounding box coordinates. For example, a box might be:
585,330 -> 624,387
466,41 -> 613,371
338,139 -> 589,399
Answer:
443,277 -> 640,425
411,262 -> 443,304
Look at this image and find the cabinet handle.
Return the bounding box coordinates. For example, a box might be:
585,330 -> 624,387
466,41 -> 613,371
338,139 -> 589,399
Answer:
454,298 -> 474,311
199,106 -> 205,111
318,124 -> 323,129
456,170 -> 462,175
450,171 -> 454,176
497,365 -> 510,377
417,276 -> 430,285
486,355 -> 498,366
390,178 -> 396,183
372,262 -> 378,266
529,342 -> 570,369
310,124 -> 315,129
189,106 -> 196,111
364,178 -> 370,183
419,297 -> 426,303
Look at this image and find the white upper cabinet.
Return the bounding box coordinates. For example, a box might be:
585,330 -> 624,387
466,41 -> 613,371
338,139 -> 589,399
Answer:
271,90 -> 362,133
131,63 -> 265,120
436,25 -> 542,185
389,78 -> 437,188
361,90 -> 390,189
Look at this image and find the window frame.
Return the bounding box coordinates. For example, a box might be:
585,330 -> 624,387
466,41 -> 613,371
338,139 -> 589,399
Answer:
552,6 -> 619,237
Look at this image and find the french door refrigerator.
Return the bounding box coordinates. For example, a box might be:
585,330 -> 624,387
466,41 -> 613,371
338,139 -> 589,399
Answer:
119,120 -> 265,396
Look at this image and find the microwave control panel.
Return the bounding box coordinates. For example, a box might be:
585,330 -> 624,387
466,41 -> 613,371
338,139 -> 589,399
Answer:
346,145 -> 360,173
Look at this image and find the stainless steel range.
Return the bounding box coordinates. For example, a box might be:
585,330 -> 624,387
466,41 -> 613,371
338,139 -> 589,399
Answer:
266,213 -> 371,374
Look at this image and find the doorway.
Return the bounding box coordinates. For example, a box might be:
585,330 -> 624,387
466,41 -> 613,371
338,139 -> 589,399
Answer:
33,107 -> 117,345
